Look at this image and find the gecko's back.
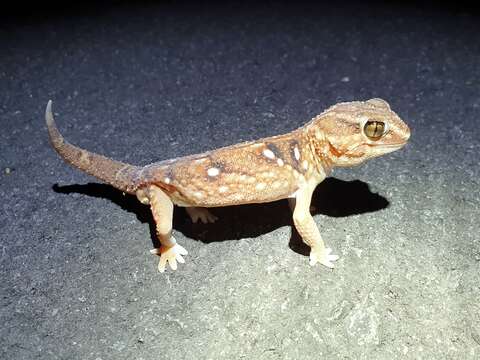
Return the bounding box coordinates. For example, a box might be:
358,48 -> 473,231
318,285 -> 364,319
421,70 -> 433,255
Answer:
134,130 -> 317,207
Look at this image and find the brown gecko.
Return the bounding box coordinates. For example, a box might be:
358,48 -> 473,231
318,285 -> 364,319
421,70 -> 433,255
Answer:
45,98 -> 410,272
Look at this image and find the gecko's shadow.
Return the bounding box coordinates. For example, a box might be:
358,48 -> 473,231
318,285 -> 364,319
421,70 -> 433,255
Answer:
52,177 -> 389,256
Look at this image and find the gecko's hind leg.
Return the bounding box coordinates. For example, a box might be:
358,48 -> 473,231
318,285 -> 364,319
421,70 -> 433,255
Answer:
144,185 -> 188,273
185,207 -> 218,224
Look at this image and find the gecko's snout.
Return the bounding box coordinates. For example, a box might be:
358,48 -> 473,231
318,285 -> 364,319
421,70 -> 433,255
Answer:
403,122 -> 411,143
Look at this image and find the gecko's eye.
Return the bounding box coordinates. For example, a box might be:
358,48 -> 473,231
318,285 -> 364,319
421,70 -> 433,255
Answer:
363,120 -> 386,141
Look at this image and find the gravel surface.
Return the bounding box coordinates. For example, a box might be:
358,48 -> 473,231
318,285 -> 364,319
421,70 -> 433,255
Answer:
1,1 -> 479,359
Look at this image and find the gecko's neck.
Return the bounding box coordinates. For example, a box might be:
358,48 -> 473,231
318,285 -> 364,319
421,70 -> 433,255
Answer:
301,120 -> 335,177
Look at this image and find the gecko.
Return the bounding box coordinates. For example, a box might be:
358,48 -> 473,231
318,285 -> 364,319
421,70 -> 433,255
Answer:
45,98 -> 410,273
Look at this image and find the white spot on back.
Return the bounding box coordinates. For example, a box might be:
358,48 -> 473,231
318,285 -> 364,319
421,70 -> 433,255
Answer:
277,158 -> 284,166
255,182 -> 267,191
80,151 -> 90,165
263,149 -> 275,160
207,167 -> 220,177
164,177 -> 171,184
218,185 -> 228,193
294,147 -> 301,161
302,160 -> 309,170
193,191 -> 204,199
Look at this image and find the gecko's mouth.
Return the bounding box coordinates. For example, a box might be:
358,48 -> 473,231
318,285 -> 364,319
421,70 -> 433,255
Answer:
381,143 -> 406,148
368,141 -> 406,148
362,143 -> 406,157
375,143 -> 407,154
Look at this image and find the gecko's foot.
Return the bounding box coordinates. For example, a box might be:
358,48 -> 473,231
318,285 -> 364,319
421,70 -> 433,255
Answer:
150,243 -> 188,273
309,247 -> 339,268
185,207 -> 218,224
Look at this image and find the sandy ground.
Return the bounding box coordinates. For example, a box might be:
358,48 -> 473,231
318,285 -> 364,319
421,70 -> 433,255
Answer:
1,2 -> 479,359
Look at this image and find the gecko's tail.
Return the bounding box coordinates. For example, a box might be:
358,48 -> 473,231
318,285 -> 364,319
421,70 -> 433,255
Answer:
45,100 -> 141,194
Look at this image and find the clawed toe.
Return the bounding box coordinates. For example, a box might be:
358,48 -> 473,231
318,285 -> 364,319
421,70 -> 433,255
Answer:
151,243 -> 188,272
309,247 -> 339,269
203,212 -> 218,224
186,207 -> 218,224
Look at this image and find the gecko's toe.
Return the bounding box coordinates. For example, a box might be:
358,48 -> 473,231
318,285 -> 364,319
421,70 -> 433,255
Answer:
186,207 -> 218,224
202,212 -> 218,224
309,247 -> 339,269
176,253 -> 185,264
169,257 -> 177,271
176,244 -> 188,256
151,243 -> 188,273
321,248 -> 339,268
158,254 -> 168,273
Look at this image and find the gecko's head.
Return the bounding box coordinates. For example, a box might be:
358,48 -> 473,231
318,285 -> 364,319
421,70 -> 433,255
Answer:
314,98 -> 410,167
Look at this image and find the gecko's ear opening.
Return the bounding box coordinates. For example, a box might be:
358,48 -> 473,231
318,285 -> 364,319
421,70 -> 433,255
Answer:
366,98 -> 390,110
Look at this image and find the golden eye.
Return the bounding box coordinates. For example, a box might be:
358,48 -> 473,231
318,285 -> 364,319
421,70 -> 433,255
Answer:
363,120 -> 386,140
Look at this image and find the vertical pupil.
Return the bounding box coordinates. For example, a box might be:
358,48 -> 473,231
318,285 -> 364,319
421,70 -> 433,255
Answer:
365,120 -> 385,139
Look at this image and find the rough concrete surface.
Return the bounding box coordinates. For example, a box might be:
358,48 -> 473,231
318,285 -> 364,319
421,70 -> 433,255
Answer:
1,1 -> 479,359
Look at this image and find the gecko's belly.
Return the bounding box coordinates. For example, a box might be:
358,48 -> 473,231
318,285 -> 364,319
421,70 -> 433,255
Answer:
168,180 -> 298,208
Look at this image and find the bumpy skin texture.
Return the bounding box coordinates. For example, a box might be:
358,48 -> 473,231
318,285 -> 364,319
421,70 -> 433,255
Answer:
46,98 -> 410,273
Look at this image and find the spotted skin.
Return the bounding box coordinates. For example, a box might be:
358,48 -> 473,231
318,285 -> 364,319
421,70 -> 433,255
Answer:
46,98 -> 410,273
134,132 -> 311,207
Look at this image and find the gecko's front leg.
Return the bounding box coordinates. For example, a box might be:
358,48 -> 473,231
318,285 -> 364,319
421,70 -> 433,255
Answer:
292,181 -> 339,268
144,185 -> 188,272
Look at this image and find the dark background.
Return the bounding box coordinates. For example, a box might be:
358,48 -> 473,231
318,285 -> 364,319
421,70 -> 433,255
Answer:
1,1 -> 479,359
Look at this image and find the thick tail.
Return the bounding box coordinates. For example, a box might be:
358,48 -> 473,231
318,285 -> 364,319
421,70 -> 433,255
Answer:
45,100 -> 141,194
